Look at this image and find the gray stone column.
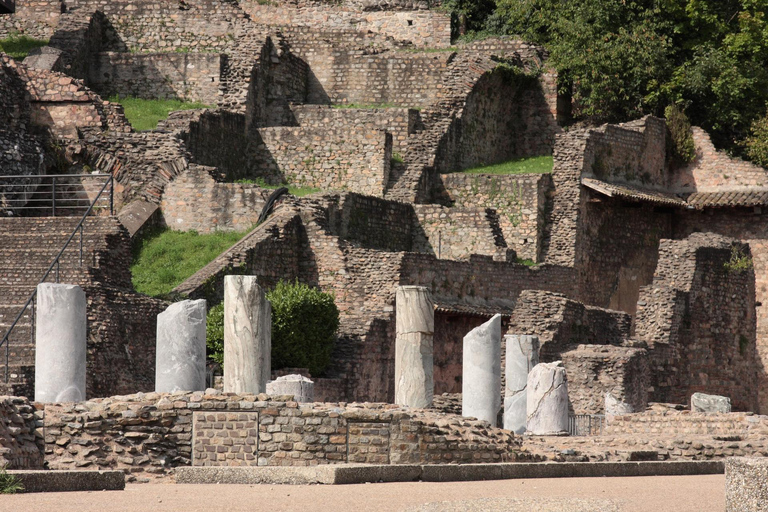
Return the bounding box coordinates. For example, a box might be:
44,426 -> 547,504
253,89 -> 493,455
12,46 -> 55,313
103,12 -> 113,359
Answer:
503,334 -> 540,433
35,283 -> 87,403
395,285 -> 434,408
266,374 -> 314,402
223,275 -> 271,394
156,299 -> 207,393
526,361 -> 569,435
462,314 -> 501,426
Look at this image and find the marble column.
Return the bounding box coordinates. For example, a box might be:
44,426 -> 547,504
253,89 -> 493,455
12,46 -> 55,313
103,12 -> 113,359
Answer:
395,285 -> 434,408
223,275 -> 271,394
503,334 -> 540,433
526,361 -> 569,435
462,314 -> 502,426
156,299 -> 207,393
266,374 -> 314,403
35,283 -> 87,403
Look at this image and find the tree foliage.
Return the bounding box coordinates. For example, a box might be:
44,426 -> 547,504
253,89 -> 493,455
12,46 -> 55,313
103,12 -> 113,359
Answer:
465,0 -> 768,160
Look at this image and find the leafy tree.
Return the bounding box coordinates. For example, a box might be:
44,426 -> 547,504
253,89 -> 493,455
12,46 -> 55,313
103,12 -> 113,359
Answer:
745,108 -> 768,167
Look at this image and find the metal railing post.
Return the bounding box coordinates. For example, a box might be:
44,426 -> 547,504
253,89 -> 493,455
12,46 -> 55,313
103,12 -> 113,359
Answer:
55,260 -> 59,283
79,225 -> 84,266
109,177 -> 114,215
51,177 -> 56,216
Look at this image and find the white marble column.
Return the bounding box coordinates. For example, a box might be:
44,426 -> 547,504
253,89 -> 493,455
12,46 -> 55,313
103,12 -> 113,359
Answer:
526,361 -> 569,435
395,285 -> 434,408
35,283 -> 87,403
223,275 -> 271,394
462,314 -> 502,426
504,334 -> 540,433
266,374 -> 314,402
156,299 -> 207,393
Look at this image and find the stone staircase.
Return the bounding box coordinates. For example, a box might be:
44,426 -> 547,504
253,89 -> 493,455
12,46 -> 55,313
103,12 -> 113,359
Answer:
0,216 -> 128,398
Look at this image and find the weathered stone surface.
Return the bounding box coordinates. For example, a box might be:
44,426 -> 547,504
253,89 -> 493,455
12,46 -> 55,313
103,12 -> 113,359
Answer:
526,361 -> 569,435
462,314 -> 501,426
691,392 -> 732,413
156,299 -> 207,393
35,283 -> 86,403
223,275 -> 271,394
266,374 -> 314,403
395,286 -> 434,408
605,392 -> 635,415
726,457 -> 768,511
504,334 -> 539,433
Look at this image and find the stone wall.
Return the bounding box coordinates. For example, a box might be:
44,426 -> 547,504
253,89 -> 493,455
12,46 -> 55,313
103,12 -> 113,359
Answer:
239,0 -> 451,48
325,192 -> 414,253
439,173 -> 550,262
249,126 -> 392,197
162,165 -> 270,233
0,396 -> 43,470
88,52 -> 222,103
0,0 -> 60,39
634,233 -> 759,412
412,204 -> 508,261
42,391 -> 525,480
288,104 -> 421,154
561,344 -> 649,415
674,209 -> 768,414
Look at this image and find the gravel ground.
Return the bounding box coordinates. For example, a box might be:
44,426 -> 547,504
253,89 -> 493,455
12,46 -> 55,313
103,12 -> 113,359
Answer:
0,474 -> 724,512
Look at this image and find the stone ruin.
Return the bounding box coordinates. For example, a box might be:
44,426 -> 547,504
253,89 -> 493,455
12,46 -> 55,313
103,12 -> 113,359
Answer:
1,0 -> 768,479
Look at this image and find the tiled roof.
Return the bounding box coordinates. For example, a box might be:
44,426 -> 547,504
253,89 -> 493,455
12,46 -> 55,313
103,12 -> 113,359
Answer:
685,190 -> 768,209
581,178 -> 687,207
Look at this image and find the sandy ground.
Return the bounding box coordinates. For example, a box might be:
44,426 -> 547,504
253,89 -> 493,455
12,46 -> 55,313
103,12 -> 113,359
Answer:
0,474 -> 724,512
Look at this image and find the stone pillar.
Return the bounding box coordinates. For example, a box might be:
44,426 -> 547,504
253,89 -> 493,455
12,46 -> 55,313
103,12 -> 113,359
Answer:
462,314 -> 502,426
35,283 -> 87,403
266,374 -> 314,402
223,275 -> 271,394
156,299 -> 207,393
526,361 -> 569,435
605,392 -> 634,416
395,285 -> 434,408
503,334 -> 540,433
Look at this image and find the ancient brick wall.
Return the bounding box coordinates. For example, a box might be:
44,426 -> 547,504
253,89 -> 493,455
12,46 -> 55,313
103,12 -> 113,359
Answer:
674,209 -> 768,414
412,204 -> 506,261
249,127 -> 392,197
42,392 -> 524,480
89,52 -> 222,103
439,173 -> 551,262
287,104 -> 420,154
240,0 -> 450,48
0,0 -> 61,38
433,68 -> 558,173
506,290 -> 633,362
327,193 -> 414,252
0,396 -> 43,470
634,234 -> 759,411
162,165 -> 269,234
561,344 -> 649,415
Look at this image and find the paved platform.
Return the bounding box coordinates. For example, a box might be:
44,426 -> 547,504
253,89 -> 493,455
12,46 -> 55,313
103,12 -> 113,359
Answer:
7,470 -> 125,493
175,460 -> 724,485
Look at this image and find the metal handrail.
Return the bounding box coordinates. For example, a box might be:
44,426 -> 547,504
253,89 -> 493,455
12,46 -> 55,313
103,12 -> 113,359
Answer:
0,175 -> 114,383
0,174 -> 113,216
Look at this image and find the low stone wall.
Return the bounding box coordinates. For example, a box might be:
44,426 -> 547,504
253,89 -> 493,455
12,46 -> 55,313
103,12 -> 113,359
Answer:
161,165 -> 270,233
289,104 -> 420,154
249,127 -> 392,197
412,204 -> 507,261
89,52 -> 223,103
0,396 -> 43,470
439,173 -> 550,262
42,391 -> 525,481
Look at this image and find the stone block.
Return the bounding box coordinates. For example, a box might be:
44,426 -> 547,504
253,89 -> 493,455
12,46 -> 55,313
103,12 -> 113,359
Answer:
266,375 -> 314,403
395,286 -> 434,408
691,392 -> 732,413
526,361 -> 569,435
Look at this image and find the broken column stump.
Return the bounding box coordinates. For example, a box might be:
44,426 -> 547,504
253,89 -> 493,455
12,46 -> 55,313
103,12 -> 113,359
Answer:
462,314 -> 502,426
395,285 -> 434,408
156,299 -> 207,393
504,334 -> 540,433
526,360 -> 569,435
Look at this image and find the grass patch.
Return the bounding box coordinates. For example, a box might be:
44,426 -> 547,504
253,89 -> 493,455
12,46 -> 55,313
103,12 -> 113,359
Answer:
456,156 -> 553,175
516,257 -> 536,267
108,95 -> 212,131
0,464 -> 23,494
0,35 -> 49,60
233,177 -> 320,197
131,227 -> 250,297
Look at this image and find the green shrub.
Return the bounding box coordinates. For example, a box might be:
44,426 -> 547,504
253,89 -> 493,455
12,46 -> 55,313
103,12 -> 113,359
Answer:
206,303 -> 224,365
665,105 -> 696,166
724,246 -> 753,273
0,464 -> 23,494
745,111 -> 768,168
205,281 -> 340,376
